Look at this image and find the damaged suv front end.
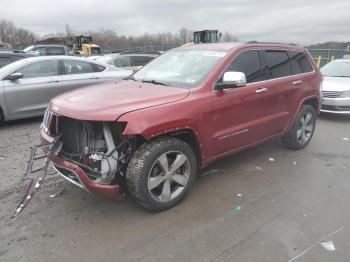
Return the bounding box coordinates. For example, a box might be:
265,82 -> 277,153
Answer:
42,109 -> 137,198
13,109 -> 139,217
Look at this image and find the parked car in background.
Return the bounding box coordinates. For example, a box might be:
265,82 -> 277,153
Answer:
0,43 -> 13,51
320,59 -> 350,114
93,53 -> 120,64
0,56 -> 132,122
0,51 -> 36,68
23,45 -> 70,56
86,55 -> 102,60
96,52 -> 159,71
26,42 -> 321,215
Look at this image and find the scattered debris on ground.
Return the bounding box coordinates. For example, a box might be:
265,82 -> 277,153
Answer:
235,205 -> 241,213
320,240 -> 336,251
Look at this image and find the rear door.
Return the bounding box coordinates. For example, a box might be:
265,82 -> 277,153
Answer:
60,59 -> 107,92
3,59 -> 62,117
262,49 -> 299,133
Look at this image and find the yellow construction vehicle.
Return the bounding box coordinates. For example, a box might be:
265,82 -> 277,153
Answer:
73,35 -> 101,55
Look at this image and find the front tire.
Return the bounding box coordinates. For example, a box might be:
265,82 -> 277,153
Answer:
282,104 -> 316,150
126,137 -> 197,211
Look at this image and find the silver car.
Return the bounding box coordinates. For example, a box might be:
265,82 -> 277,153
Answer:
320,59 -> 350,115
95,53 -> 159,72
0,56 -> 132,121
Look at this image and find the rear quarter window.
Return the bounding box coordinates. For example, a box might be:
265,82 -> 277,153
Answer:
92,63 -> 106,72
265,50 -> 292,79
288,51 -> 313,74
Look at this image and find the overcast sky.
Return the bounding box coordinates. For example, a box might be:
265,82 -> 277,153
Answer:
1,0 -> 349,45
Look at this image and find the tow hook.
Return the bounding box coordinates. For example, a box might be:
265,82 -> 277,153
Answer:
12,138 -> 62,218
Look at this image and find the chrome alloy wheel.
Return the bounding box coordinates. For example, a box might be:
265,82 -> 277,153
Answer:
297,112 -> 314,144
148,151 -> 190,203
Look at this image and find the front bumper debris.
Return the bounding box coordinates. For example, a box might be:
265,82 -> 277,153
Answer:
12,138 -> 61,218
51,156 -> 121,199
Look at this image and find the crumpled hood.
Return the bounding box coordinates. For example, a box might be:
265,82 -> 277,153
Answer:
322,76 -> 350,92
50,80 -> 190,121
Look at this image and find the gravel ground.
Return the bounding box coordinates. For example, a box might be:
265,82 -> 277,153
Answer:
0,114 -> 350,262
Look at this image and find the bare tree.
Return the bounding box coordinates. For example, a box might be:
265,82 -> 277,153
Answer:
65,24 -> 75,37
222,31 -> 238,42
0,19 -> 38,47
179,27 -> 189,44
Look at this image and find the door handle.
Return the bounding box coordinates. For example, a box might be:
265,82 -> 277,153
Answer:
293,80 -> 303,85
255,88 -> 268,94
47,80 -> 60,83
89,76 -> 100,79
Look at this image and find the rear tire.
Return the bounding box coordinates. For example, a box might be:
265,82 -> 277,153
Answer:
126,137 -> 197,211
282,104 -> 316,150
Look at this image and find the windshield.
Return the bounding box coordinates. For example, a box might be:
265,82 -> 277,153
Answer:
133,50 -> 227,88
321,60 -> 350,77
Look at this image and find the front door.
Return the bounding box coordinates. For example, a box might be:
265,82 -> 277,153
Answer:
204,49 -> 275,158
3,59 -> 62,117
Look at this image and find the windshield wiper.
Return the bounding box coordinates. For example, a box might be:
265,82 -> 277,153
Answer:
141,79 -> 171,86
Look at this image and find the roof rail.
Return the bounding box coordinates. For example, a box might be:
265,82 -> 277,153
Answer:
246,41 -> 297,46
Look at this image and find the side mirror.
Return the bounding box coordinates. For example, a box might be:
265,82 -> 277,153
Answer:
4,72 -> 23,81
215,71 -> 246,90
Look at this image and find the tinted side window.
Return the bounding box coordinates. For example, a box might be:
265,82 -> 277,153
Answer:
92,63 -> 106,72
288,51 -> 313,74
113,56 -> 130,68
16,60 -> 58,78
0,57 -> 12,68
63,60 -> 94,74
130,56 -> 154,67
265,50 -> 292,79
33,47 -> 46,55
47,47 -> 65,55
226,50 -> 264,84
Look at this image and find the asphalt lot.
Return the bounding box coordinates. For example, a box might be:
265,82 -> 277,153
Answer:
0,114 -> 350,262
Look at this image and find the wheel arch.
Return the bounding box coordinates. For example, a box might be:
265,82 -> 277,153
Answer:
128,128 -> 203,168
303,98 -> 319,113
167,129 -> 202,167
284,95 -> 320,133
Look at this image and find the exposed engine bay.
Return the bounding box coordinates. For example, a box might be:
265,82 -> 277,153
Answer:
13,115 -> 137,218
57,117 -> 135,185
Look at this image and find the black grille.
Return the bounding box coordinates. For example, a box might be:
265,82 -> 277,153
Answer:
322,91 -> 341,98
322,105 -> 350,111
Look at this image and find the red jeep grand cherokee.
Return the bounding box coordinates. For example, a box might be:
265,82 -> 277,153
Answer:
31,43 -> 322,212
